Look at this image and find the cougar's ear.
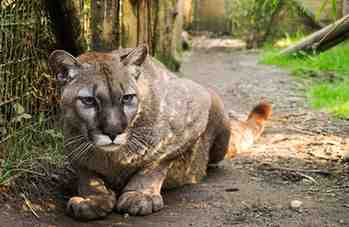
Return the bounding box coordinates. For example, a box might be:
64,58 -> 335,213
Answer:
48,50 -> 82,85
121,44 -> 148,66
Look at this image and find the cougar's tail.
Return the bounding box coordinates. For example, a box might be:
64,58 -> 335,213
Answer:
241,102 -> 272,149
247,102 -> 272,130
226,102 -> 272,159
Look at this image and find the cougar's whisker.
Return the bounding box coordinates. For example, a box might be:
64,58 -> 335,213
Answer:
74,143 -> 93,161
64,135 -> 84,143
64,136 -> 86,147
70,143 -> 90,162
66,141 -> 87,160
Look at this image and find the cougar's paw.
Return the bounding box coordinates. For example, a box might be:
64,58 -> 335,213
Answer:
116,191 -> 164,216
66,194 -> 116,220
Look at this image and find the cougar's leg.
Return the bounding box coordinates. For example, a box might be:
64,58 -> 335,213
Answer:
209,122 -> 232,163
206,88 -> 232,164
116,161 -> 170,216
66,168 -> 116,220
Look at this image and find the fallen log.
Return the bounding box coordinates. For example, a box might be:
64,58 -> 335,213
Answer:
280,15 -> 349,55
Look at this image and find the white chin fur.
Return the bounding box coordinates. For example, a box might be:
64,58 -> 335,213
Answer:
113,133 -> 127,145
94,134 -> 113,146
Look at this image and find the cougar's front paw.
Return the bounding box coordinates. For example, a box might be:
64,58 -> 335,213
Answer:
66,194 -> 116,220
116,191 -> 164,216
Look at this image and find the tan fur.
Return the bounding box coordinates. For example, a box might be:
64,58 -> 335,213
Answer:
78,52 -> 114,62
225,102 -> 272,159
49,46 -> 272,220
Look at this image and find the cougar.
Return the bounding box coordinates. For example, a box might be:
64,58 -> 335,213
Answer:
48,45 -> 272,220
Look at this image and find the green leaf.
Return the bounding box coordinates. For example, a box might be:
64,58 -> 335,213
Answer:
331,0 -> 337,19
316,0 -> 329,20
14,103 -> 25,114
316,0 -> 338,21
21,113 -> 32,120
13,113 -> 32,123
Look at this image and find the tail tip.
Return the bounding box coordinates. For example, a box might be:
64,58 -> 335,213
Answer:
248,101 -> 272,122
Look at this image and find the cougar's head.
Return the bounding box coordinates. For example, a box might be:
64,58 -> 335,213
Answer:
48,45 -> 148,148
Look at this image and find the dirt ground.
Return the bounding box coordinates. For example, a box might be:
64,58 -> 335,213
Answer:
1,38 -> 349,227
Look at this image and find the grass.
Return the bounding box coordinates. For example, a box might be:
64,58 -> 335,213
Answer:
260,40 -> 349,119
0,117 -> 64,186
308,81 -> 349,118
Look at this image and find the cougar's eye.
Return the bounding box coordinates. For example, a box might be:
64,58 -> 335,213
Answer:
79,96 -> 96,107
121,94 -> 136,105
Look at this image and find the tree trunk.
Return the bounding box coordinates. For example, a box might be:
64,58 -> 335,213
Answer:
46,0 -> 85,55
280,15 -> 349,55
46,0 -> 185,69
183,0 -> 193,28
344,0 -> 349,16
122,0 -> 139,47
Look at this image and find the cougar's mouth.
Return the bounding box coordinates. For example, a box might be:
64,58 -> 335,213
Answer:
93,133 -> 128,147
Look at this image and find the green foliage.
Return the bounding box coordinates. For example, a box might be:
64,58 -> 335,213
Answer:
261,41 -> 349,74
309,81 -> 349,118
261,40 -> 349,118
316,0 -> 338,21
227,0 -> 327,47
227,0 -> 284,47
0,121 -> 64,185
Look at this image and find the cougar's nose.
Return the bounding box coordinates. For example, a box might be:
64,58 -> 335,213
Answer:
102,123 -> 126,141
103,130 -> 117,141
101,109 -> 127,141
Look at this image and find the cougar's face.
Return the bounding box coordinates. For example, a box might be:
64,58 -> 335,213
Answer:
49,46 -> 148,147
70,64 -> 138,146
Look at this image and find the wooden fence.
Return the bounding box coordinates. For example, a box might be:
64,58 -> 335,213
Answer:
0,0 -> 57,143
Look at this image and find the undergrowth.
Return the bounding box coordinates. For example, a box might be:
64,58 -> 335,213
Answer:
0,117 -> 64,186
260,40 -> 349,118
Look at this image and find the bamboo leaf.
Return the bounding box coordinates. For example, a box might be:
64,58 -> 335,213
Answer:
14,103 -> 25,115
331,0 -> 337,19
316,0 -> 330,20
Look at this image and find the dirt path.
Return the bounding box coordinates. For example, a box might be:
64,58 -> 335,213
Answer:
2,39 -> 349,227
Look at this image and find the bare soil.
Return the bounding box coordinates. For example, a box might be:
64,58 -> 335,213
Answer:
1,38 -> 349,227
